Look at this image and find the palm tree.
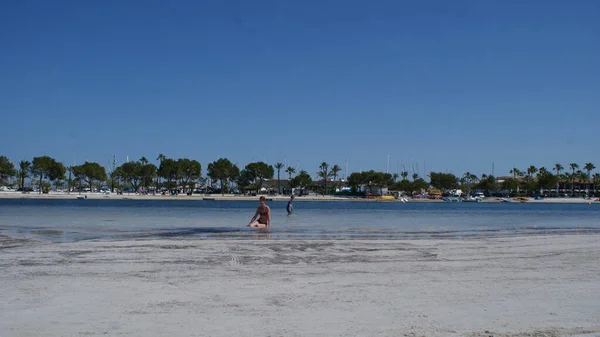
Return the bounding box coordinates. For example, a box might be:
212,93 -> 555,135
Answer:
285,166 -> 296,194
569,163 -> 579,195
512,168 -> 524,193
274,162 -> 283,194
401,171 -> 408,181
461,172 -> 477,195
593,173 -> 600,196
569,163 -> 579,175
553,163 -> 563,176
330,164 -> 342,193
527,165 -> 537,179
156,154 -> 166,191
318,162 -> 331,195
67,166 -> 73,193
331,164 -> 341,181
392,173 -> 399,182
509,168 -> 522,179
524,166 -> 537,195
578,171 -> 590,196
564,173 -> 574,196
584,162 -> 595,193
553,163 -> 564,195
18,160 -> 31,190
412,173 -> 419,181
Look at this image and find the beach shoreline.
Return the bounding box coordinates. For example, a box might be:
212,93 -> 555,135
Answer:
1,233 -> 599,336
0,191 -> 597,203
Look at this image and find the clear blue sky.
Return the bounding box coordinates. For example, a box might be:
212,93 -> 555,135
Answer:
1,0 -> 598,179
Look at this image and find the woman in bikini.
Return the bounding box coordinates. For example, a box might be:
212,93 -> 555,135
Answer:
248,196 -> 271,229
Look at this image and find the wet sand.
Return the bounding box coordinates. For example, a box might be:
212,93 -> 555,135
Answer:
1,234 -> 599,336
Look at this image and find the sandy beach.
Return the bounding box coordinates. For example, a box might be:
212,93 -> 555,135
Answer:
1,234 -> 599,337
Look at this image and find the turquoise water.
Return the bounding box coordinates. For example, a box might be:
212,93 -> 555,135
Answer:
1,199 -> 599,242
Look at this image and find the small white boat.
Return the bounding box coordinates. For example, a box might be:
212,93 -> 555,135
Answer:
76,195 -> 87,200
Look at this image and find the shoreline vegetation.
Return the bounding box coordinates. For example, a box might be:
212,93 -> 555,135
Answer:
1,155 -> 599,201
0,191 -> 597,203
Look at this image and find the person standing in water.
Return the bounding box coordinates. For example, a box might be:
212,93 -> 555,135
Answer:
286,195 -> 295,215
248,196 -> 271,228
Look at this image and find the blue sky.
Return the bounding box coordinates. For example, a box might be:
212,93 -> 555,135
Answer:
1,0 -> 599,179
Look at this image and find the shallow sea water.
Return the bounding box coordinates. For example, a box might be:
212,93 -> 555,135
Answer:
1,198 -> 599,242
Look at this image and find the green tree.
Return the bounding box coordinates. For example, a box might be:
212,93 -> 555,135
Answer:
0,156 -> 16,185
72,162 -> 107,192
593,173 -> 600,196
428,172 -> 459,191
460,172 -> 478,196
32,156 -> 65,193
553,163 -> 564,195
400,171 -> 408,181
158,157 -> 178,191
176,158 -> 201,193
115,159 -> 157,193
584,162 -> 595,194
156,154 -> 166,189
290,170 -> 312,191
523,166 -> 538,195
207,158 -> 236,194
359,170 -> 388,195
18,160 -> 31,190
236,169 -> 254,193
534,168 -> 555,195
141,163 -> 157,192
394,179 -> 410,194
228,164 -> 240,192
509,168 -> 523,193
526,165 -> 537,179
245,162 -> 274,193
395,178 -> 429,196
118,162 -> 142,191
285,166 -> 296,194
412,178 -> 430,194
274,162 -> 284,194
329,164 -> 342,193
578,171 -> 589,195
374,171 -> 394,195
569,163 -> 579,195
331,164 -> 342,181
476,175 -> 498,195
510,168 -> 522,179
318,162 -> 331,195
361,171 -> 376,194
346,172 -> 363,193
502,178 -> 520,195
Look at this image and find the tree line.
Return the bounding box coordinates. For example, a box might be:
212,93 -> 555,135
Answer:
428,162 -> 599,196
0,154 -> 598,196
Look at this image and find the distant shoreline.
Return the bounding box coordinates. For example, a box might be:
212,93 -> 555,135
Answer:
0,192 -> 413,202
0,191 -> 597,204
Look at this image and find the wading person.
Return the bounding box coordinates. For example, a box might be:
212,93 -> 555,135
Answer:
248,196 -> 271,229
